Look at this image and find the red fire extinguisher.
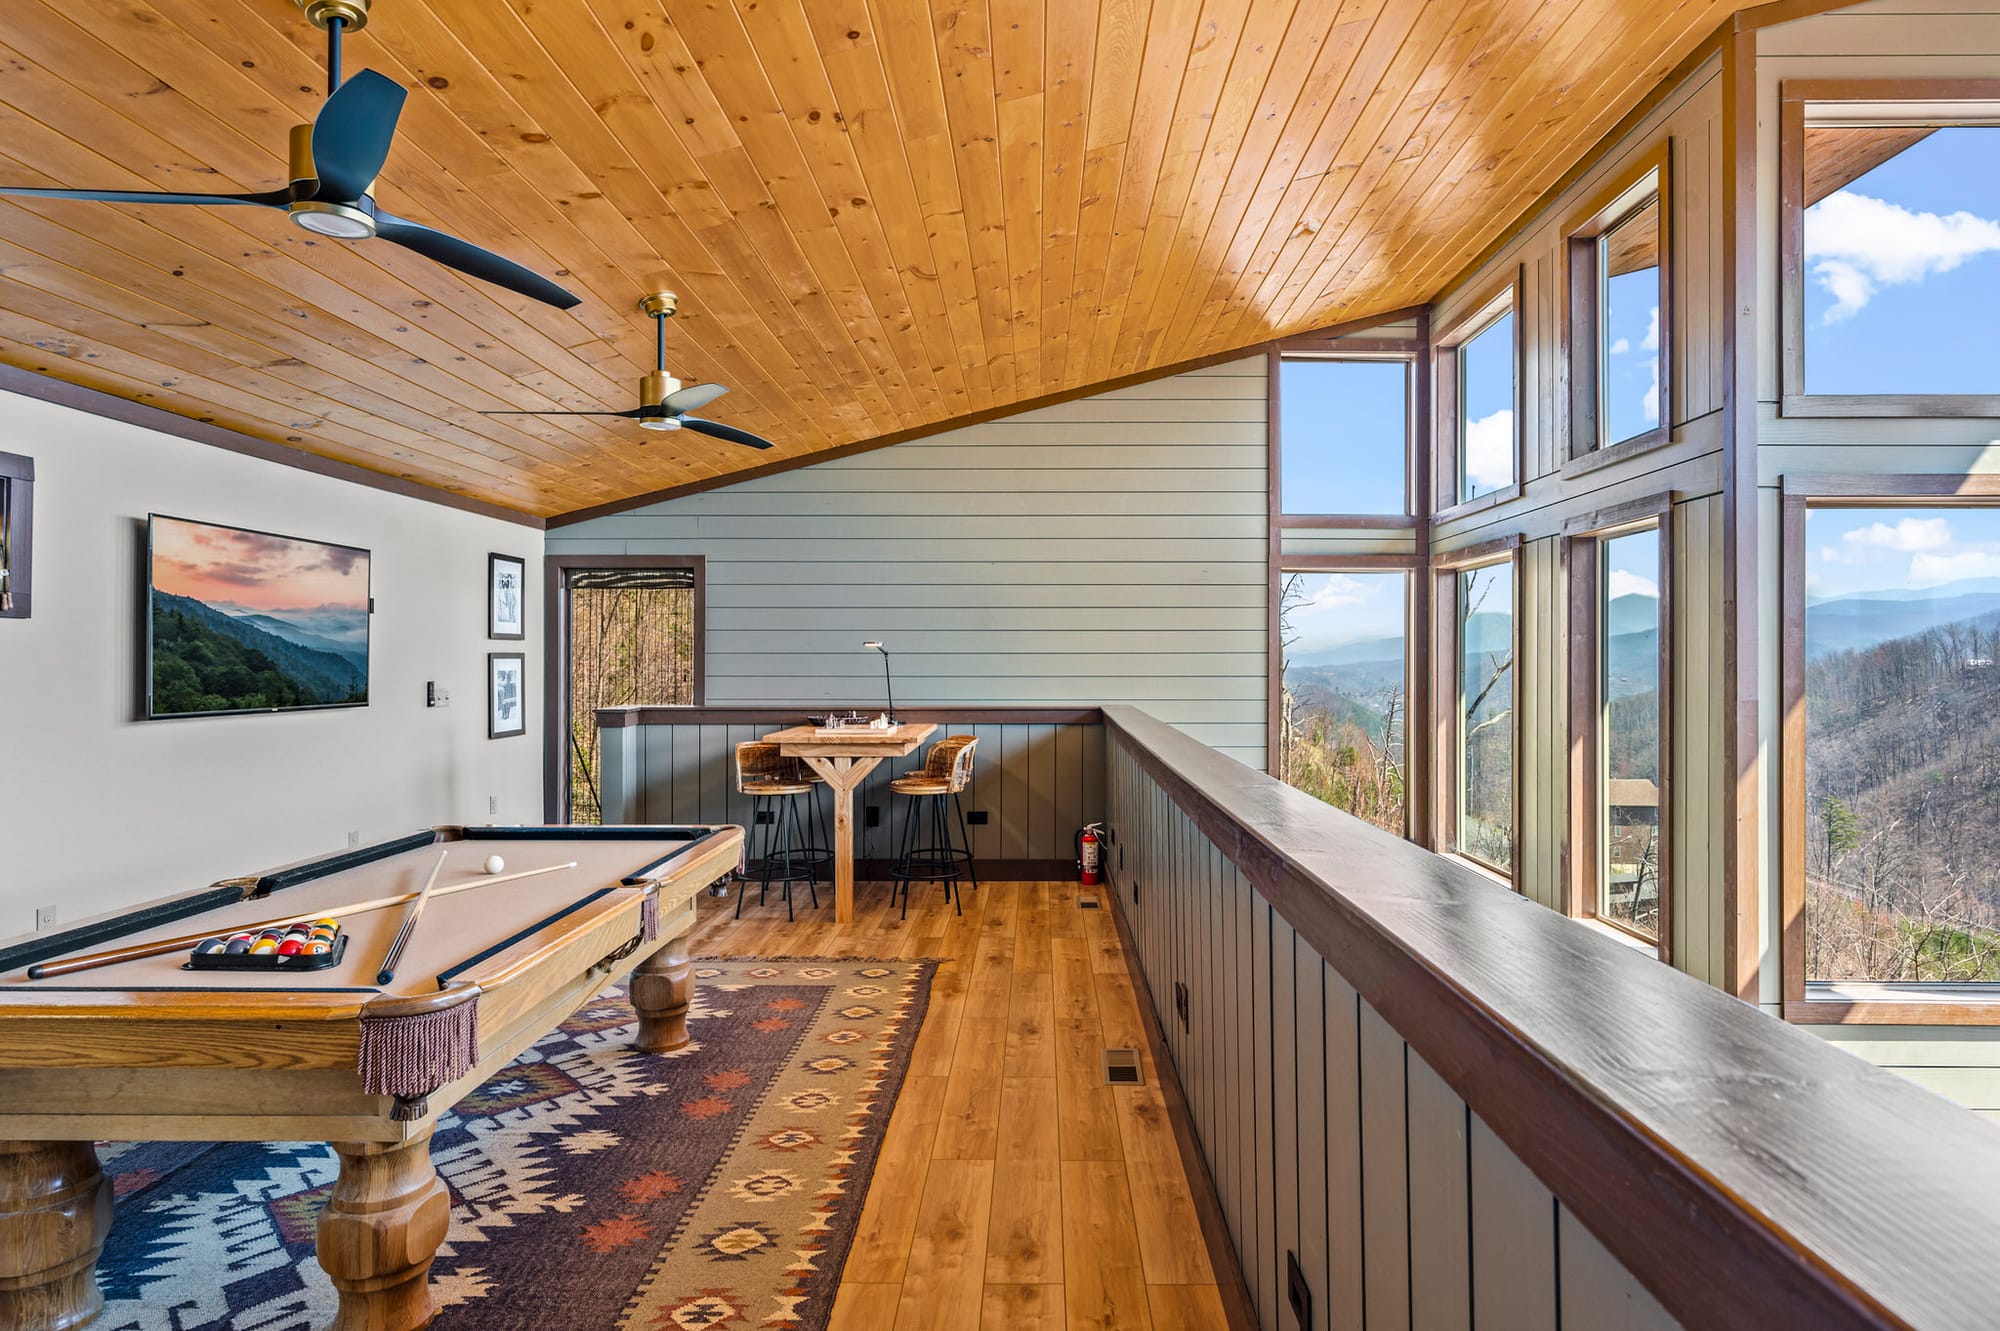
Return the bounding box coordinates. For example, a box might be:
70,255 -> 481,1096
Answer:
1077,823 -> 1103,886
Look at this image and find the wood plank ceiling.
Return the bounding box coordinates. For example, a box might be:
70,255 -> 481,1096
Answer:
0,0 -> 1748,517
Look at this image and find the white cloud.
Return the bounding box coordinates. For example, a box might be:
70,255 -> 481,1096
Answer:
1806,189 -> 2000,321
1608,337 -> 1630,355
1608,569 -> 1660,599
1911,548 -> 2000,585
1463,408 -> 1514,491
1841,516 -> 1953,553
1641,303 -> 1660,353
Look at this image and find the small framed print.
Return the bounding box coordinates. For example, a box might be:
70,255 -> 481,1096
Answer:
488,553 -> 526,640
488,652 -> 526,739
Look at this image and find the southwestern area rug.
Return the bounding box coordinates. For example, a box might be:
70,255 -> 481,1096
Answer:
94,957 -> 937,1331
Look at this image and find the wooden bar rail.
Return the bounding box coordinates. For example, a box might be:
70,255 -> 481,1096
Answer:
1100,704 -> 2000,1331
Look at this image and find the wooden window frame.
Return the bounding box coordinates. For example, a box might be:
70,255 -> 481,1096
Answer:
1431,535 -> 1523,884
1433,268 -> 1526,520
1561,140 -> 1673,466
1563,494 -> 1676,960
0,450 -> 31,620
1269,555 -> 1430,846
1778,79 -> 2000,419
542,554 -> 707,823
1780,474 -> 2000,1024
1269,309 -> 1430,530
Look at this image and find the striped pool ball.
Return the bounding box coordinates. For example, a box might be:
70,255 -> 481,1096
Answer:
276,939 -> 304,956
193,938 -> 226,955
314,918 -> 339,930
306,940 -> 331,955
224,938 -> 252,955
249,939 -> 278,955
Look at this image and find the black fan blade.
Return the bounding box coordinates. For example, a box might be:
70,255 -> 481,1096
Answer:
662,382 -> 728,413
375,212 -> 581,309
311,70 -> 406,202
681,416 -> 775,450
0,186 -> 289,207
482,408 -> 649,417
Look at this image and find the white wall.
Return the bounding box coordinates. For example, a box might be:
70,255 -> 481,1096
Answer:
0,388 -> 543,937
548,358 -> 1270,765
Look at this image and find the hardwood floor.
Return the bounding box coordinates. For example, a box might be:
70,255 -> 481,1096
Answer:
683,876 -> 1242,1330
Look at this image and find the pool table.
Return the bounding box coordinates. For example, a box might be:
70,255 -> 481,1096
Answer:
0,823 -> 742,1331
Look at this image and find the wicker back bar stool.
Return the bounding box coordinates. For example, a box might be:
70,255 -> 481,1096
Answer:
733,741 -> 820,920
889,734 -> 979,918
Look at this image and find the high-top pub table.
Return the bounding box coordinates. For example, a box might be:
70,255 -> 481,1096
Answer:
0,823 -> 742,1331
766,722 -> 936,922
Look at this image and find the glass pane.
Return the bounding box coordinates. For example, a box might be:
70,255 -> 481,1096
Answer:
1279,358 -> 1408,515
1599,529 -> 1663,938
1599,192 -> 1662,447
568,576 -> 697,824
1277,571 -> 1408,835
1803,126 -> 2000,395
1457,561 -> 1515,870
1458,310 -> 1516,502
1804,508 -> 2000,982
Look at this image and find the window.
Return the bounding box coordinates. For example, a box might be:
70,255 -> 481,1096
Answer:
1277,357 -> 1409,516
1277,569 -> 1411,835
549,557 -> 704,823
1564,146 -> 1670,458
1567,514 -> 1671,953
1781,82 -> 2000,410
0,451 -> 31,620
1781,482 -> 2000,1022
1446,554 -> 1516,874
1435,273 -> 1521,511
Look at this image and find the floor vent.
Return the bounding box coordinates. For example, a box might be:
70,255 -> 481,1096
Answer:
1103,1048 -> 1143,1085
1078,895 -> 1101,910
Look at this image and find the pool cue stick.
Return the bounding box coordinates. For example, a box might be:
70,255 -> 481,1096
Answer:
376,850 -> 447,985
23,860 -> 582,980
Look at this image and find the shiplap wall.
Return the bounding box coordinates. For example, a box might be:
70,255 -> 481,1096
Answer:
548,359 -> 1268,766
1427,59 -> 1732,991
1749,0 -> 2000,1110
1107,738 -> 1678,1331
598,716 -> 1103,867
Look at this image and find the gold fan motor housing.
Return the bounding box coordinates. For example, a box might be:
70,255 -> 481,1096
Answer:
296,0 -> 371,32
638,291 -> 679,319
640,370 -> 680,406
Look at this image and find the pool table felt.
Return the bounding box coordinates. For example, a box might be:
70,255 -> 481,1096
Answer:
0,836 -> 709,999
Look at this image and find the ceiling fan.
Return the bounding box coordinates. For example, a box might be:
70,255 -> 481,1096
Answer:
482,291 -> 775,449
0,0 -> 579,310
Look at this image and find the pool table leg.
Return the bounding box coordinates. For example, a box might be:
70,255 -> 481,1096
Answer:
0,1140 -> 112,1331
630,928 -> 694,1053
317,1129 -> 450,1331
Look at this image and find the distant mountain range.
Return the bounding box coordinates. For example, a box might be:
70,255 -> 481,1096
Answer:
1805,578 -> 2000,657
152,590 -> 367,710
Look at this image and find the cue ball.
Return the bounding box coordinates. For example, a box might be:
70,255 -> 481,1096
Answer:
483,855 -> 506,875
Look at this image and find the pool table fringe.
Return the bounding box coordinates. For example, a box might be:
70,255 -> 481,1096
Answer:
359,992 -> 480,1120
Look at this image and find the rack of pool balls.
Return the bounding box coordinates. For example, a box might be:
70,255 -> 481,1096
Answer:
184,918 -> 347,971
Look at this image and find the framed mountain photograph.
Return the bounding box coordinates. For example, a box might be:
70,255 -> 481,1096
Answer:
146,514 -> 370,719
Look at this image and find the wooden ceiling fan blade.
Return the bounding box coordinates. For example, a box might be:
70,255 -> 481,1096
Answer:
0,186 -> 290,207
374,212 -> 581,309
681,416 -> 775,450
661,382 -> 728,413
310,69 -> 405,202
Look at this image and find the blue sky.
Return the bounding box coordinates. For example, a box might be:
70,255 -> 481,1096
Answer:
1806,507 -> 2000,599
1460,311 -> 1514,499
1280,359 -> 1407,514
1284,570 -> 1407,656
1605,527 -> 1661,604
1603,261 -> 1660,446
1804,127 -> 2000,394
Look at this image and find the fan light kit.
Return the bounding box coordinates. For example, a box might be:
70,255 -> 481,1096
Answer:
0,0 -> 579,309
481,291 -> 776,451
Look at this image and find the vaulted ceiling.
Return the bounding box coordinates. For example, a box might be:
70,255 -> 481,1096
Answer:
0,0 -> 1748,517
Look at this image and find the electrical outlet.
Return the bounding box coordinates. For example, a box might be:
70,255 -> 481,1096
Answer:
754,809 -> 777,825
489,795 -> 498,815
34,905 -> 57,932
967,809 -> 990,825
865,805 -> 881,829
346,830 -> 361,848
426,681 -> 450,708
1287,1250 -> 1314,1329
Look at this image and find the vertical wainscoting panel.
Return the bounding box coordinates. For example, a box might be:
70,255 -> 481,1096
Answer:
1107,734 -> 1681,1331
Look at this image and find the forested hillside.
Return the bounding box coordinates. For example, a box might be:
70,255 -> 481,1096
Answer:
151,591 -> 367,714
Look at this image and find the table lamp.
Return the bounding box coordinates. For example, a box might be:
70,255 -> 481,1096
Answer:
863,640 -> 896,723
